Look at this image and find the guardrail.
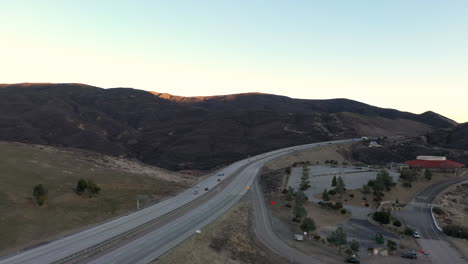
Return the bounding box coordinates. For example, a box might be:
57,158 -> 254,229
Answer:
430,204 -> 443,232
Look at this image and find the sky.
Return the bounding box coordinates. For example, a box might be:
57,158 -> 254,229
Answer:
1,0 -> 467,122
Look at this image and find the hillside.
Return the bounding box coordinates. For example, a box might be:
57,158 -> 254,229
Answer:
0,83 -> 458,171
427,123 -> 468,150
0,141 -> 192,253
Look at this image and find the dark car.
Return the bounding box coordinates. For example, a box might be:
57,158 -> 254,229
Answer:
344,257 -> 360,263
401,252 -> 417,259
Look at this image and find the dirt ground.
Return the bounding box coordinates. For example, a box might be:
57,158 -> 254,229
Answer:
0,141 -> 192,255
153,201 -> 275,264
448,237 -> 468,260
433,179 -> 468,228
264,142 -> 354,172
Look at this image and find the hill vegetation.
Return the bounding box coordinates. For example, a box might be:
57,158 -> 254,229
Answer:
0,83 -> 458,171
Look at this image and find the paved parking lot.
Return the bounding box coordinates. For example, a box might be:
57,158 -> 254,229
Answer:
288,165 -> 400,203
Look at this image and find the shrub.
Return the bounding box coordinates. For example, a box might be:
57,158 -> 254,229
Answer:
373,211 -> 391,224
402,182 -> 412,188
387,240 -> 398,251
404,226 -> 415,236
285,203 -> 292,208
393,220 -> 402,227
334,202 -> 343,210
300,217 -> 316,233
432,206 -> 445,215
349,193 -> 355,198
87,179 -> 101,195
76,178 -> 88,194
340,208 -> 347,214
33,184 -> 47,206
345,248 -> 353,255
443,225 -> 468,239
328,189 -> 337,196
314,234 -> 321,240
349,239 -> 360,253
322,189 -> 330,201
281,189 -> 288,194
210,236 -> 227,252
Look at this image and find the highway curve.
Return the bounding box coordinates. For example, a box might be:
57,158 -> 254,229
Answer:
394,175 -> 468,264
0,139 -> 354,264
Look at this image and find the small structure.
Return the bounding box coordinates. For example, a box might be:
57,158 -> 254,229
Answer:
405,156 -> 464,172
387,162 -> 409,171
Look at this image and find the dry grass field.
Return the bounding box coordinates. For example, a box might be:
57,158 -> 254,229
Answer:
0,141 -> 192,254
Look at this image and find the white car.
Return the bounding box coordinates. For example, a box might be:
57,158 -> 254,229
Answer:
413,232 -> 420,238
294,234 -> 304,241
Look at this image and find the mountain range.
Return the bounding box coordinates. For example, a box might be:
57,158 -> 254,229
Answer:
0,83 -> 463,171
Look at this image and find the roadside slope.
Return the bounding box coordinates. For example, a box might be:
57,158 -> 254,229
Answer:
0,141 -> 191,254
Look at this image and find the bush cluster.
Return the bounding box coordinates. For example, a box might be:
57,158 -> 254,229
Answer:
443,225 -> 468,239
372,211 -> 391,224
318,201 -> 343,210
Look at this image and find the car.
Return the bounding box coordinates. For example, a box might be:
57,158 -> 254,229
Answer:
344,257 -> 360,263
413,232 -> 420,238
293,234 -> 303,241
401,252 -> 418,259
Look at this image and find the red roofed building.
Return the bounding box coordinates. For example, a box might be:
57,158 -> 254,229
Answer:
404,156 -> 465,171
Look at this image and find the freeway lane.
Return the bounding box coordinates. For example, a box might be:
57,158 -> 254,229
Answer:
88,139 -> 354,264
394,176 -> 468,264
0,139 -> 353,264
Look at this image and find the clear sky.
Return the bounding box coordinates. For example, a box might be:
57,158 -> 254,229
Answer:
1,0 -> 467,122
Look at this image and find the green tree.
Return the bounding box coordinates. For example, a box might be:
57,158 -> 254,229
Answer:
327,227 -> 347,254
336,176 -> 346,193
373,175 -> 385,193
331,175 -> 337,187
387,240 -> 398,251
361,184 -> 371,195
295,189 -> 308,206
322,189 -> 330,201
373,211 -> 391,224
76,178 -> 88,194
300,217 -> 316,234
349,239 -> 360,253
424,169 -> 432,180
87,179 -> 101,195
293,204 -> 307,220
400,169 -> 418,184
286,187 -> 295,201
33,184 -> 47,206
377,170 -> 395,190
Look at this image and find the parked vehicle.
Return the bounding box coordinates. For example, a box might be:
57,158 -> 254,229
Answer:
413,232 -> 420,238
375,233 -> 384,244
293,234 -> 303,241
344,257 -> 360,263
401,252 -> 418,259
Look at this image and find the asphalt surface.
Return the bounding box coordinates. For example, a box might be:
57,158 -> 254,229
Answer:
251,175 -> 340,264
394,176 -> 468,264
0,139 -> 354,264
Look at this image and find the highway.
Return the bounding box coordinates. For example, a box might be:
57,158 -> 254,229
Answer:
0,139 -> 353,264
394,175 -> 468,264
